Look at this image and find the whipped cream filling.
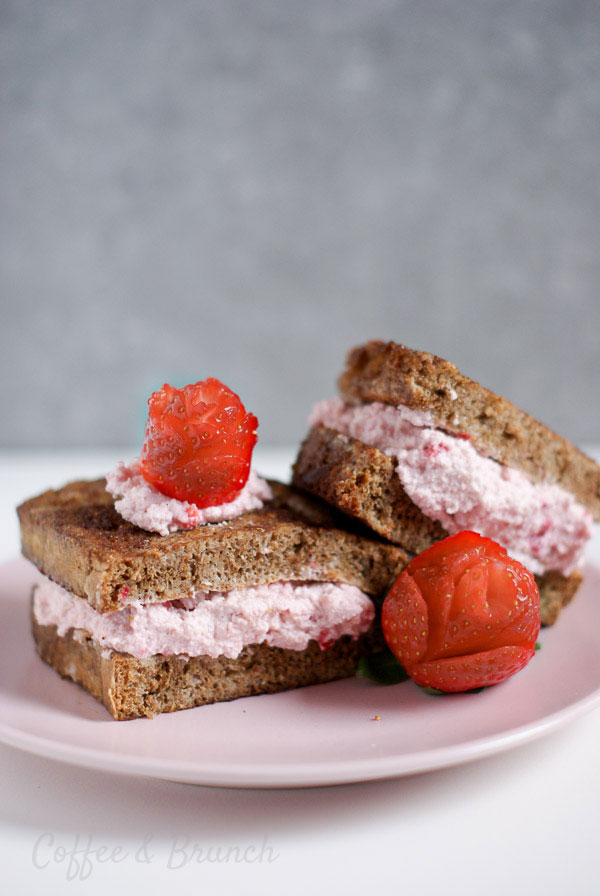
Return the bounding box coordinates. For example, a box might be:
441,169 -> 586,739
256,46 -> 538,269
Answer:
106,460 -> 273,536
33,576 -> 374,660
309,398 -> 594,576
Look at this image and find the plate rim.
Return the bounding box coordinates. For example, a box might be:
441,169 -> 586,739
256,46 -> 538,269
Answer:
1,687 -> 600,787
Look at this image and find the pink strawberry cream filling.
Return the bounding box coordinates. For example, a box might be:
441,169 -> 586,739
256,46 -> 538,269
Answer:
309,398 -> 594,576
33,577 -> 374,659
106,460 -> 273,536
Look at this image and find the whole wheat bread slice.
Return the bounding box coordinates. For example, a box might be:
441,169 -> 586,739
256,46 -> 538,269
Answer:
338,341 -> 600,518
32,613 -> 383,720
18,478 -> 408,613
293,425 -> 582,625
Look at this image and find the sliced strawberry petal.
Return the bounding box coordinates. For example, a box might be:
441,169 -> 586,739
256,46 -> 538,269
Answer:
411,564 -> 455,660
410,645 -> 536,692
381,572 -> 429,669
406,530 -> 507,574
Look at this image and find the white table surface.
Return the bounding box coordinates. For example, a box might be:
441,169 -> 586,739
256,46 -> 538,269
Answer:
2,448 -> 599,895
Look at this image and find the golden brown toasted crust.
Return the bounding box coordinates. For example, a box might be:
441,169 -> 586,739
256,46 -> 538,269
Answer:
338,341 -> 600,519
32,613 -> 383,720
293,427 -> 583,626
18,478 -> 408,613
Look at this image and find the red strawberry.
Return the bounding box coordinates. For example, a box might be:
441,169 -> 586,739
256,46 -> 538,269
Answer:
381,531 -> 541,693
139,378 -> 258,508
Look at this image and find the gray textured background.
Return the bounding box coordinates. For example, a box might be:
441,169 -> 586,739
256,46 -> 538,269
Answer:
2,0 -> 599,450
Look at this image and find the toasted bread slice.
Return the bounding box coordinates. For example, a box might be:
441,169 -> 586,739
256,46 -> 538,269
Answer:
338,341 -> 600,518
32,611 -> 383,720
18,478 -> 408,613
292,426 -> 582,625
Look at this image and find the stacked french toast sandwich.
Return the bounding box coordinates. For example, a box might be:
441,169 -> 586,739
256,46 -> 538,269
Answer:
18,345 -> 599,718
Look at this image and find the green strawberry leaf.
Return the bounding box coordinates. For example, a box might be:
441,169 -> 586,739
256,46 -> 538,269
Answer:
356,650 -> 409,685
419,684 -> 488,696
535,641 -> 542,651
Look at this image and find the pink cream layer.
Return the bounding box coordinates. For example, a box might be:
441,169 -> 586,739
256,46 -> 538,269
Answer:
33,576 -> 375,659
106,461 -> 273,536
309,398 -> 593,576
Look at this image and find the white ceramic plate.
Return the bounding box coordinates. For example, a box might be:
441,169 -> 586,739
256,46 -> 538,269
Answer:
1,547 -> 599,788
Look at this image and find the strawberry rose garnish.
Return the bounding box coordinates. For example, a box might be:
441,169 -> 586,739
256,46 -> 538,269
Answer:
381,531 -> 541,692
139,378 -> 258,508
